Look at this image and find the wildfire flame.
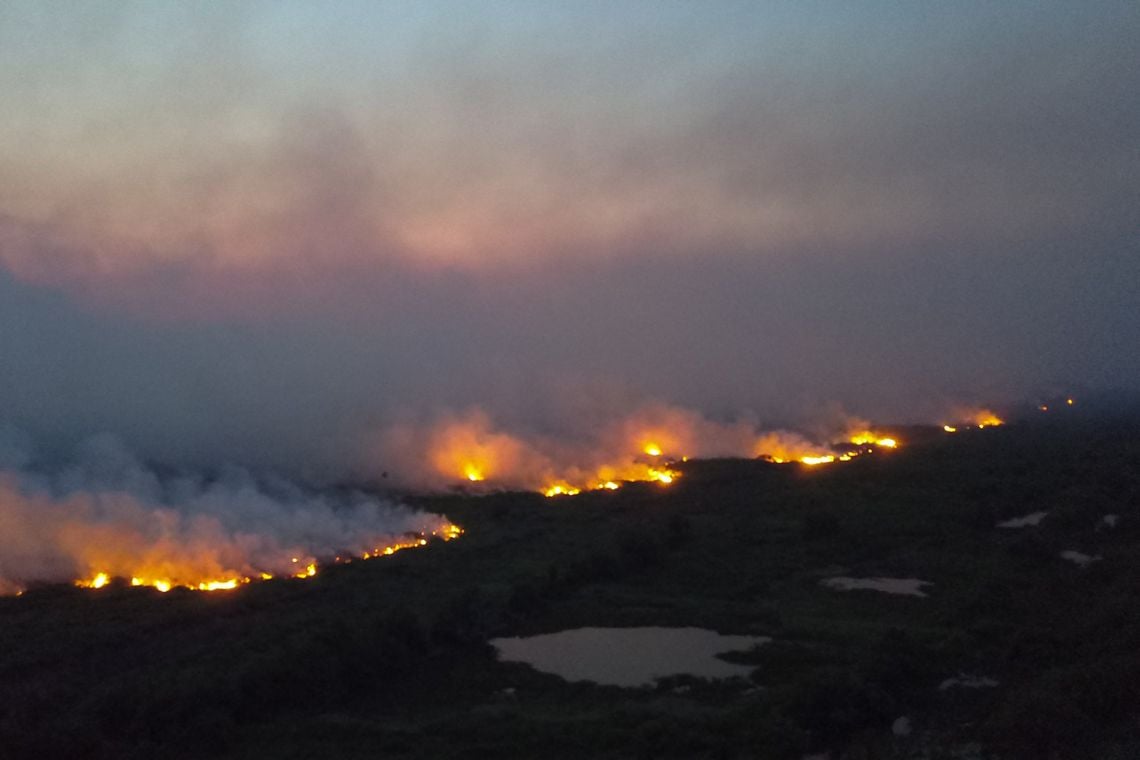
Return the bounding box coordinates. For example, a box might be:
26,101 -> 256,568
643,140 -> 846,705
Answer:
542,463 -> 679,498
543,483 -> 581,497
972,411 -> 1004,428
545,422 -> 904,487
72,524 -> 462,595
847,431 -> 897,448
547,425 -> 900,489
750,425 -> 900,468
940,410 -> 1003,430
22,397 -> 1021,599
366,401 -> 1015,502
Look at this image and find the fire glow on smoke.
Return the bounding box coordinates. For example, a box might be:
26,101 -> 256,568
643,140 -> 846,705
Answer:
3,405 -> 1008,598
0,431 -> 461,597
377,404 -> 1005,498
72,524 -> 463,595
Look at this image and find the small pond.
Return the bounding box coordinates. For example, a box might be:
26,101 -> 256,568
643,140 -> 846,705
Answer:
490,626 -> 769,687
821,576 -> 932,597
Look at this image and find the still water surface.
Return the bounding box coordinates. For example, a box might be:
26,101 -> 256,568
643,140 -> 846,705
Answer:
491,626 -> 770,687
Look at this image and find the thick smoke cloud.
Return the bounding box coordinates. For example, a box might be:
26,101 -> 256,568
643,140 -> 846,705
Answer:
369,403 -> 768,491
1,236 -> 1137,478
0,2 -> 1137,476
1,2 -> 1136,295
0,426 -> 450,594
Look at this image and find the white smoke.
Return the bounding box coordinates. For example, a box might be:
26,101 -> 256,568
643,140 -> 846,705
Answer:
0,426 -> 452,594
362,402 -> 875,492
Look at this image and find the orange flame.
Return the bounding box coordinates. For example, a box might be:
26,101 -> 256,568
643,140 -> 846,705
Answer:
68,523 -> 462,596
971,410 -> 1004,428
847,429 -> 898,449
366,403 -> 1021,500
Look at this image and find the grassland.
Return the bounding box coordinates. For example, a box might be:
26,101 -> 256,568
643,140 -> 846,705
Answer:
1,415 -> 1138,759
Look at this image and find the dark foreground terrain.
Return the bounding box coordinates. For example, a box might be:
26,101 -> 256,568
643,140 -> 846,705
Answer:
2,414 -> 1138,759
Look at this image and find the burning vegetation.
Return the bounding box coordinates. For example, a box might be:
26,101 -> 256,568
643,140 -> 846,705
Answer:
371,405 -> 946,499
0,431 -> 462,597
368,399 -> 1035,500
72,523 -> 463,595
942,409 -> 1005,432
3,400 -> 1027,598
755,427 -> 897,467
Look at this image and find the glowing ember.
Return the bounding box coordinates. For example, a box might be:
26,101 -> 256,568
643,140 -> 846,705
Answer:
943,425 -> 958,433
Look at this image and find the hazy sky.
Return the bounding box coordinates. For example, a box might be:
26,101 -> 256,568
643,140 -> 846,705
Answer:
1,1 -> 1137,474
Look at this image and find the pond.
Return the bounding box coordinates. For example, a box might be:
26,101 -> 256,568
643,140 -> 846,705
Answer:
491,626 -> 770,687
821,576 -> 931,597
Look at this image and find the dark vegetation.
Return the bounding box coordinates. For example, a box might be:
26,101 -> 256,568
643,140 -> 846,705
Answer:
1,414 -> 1138,758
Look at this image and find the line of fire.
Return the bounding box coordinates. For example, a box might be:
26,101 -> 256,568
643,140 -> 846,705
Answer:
57,408 -> 1019,598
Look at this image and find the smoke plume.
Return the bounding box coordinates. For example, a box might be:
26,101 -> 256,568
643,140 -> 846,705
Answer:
364,402 -> 894,493
0,427 -> 452,595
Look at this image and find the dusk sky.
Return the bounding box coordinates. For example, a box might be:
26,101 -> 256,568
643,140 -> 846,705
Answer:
1,1 -> 1137,476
